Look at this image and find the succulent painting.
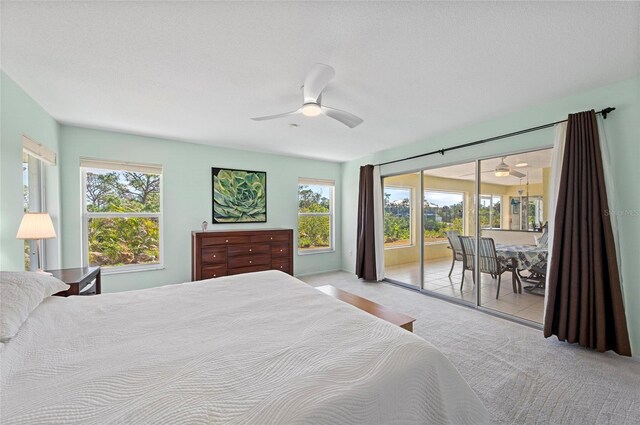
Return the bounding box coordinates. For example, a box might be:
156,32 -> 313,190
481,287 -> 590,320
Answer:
212,168 -> 267,223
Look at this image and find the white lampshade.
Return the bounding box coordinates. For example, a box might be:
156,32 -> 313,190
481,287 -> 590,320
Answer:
16,213 -> 56,240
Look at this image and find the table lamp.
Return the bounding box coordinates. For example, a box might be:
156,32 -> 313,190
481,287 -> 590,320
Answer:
16,212 -> 56,274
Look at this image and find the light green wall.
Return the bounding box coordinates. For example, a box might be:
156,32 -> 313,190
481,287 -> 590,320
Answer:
341,76 -> 640,354
0,71 -> 61,271
59,125 -> 342,293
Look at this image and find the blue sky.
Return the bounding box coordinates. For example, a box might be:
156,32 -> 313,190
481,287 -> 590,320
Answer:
385,188 -> 463,207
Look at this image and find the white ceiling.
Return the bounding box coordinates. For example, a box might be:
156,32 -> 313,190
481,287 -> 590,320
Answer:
423,148 -> 553,186
1,2 -> 638,162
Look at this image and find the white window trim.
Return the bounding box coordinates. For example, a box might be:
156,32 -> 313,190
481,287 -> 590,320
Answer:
423,188 -> 465,246
480,194 -> 502,230
81,162 -> 164,274
22,151 -> 47,270
297,179 -> 335,255
383,185 -> 414,250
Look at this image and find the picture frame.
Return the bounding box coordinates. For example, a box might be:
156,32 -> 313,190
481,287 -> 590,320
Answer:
212,167 -> 267,223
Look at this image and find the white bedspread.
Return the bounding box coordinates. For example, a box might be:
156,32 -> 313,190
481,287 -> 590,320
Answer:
1,271 -> 488,424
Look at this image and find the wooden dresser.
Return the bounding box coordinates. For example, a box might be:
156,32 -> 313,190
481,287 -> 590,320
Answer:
191,229 -> 294,281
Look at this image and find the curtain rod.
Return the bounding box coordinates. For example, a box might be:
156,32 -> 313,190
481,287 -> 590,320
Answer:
374,107 -> 616,167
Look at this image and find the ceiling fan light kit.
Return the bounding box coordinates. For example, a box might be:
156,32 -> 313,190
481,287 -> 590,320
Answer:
494,157 -> 525,178
301,103 -> 322,117
251,63 -> 363,128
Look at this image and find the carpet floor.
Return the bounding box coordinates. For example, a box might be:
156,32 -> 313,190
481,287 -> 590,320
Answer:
299,271 -> 640,425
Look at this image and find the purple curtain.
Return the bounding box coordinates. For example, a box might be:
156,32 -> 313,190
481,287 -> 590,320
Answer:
544,110 -> 631,356
356,165 -> 377,280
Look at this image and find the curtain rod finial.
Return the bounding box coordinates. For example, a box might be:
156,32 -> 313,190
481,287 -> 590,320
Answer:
601,107 -> 616,119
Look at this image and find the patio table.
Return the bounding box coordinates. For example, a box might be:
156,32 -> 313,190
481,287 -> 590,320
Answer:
495,243 -> 547,270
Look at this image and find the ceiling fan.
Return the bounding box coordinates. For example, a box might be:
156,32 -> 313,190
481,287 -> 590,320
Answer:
251,63 -> 363,128
493,157 -> 526,178
460,157 -> 526,178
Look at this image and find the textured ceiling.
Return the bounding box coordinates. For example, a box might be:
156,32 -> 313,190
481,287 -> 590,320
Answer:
1,2 -> 638,162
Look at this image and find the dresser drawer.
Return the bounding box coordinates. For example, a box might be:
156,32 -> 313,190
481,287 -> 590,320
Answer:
201,247 -> 227,264
271,243 -> 290,257
228,264 -> 271,275
201,265 -> 227,279
202,236 -> 250,246
228,254 -> 271,269
227,244 -> 270,257
250,233 -> 289,243
271,258 -> 291,273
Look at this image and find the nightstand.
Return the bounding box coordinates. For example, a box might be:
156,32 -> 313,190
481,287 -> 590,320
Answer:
48,266 -> 101,296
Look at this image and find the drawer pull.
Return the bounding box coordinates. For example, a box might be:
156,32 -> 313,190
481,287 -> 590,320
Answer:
225,239 -> 229,243
249,248 -> 252,252
280,249 -> 283,252
270,237 -> 273,240
280,266 -> 283,269
213,255 -> 216,258
249,260 -> 252,264
213,274 -> 217,277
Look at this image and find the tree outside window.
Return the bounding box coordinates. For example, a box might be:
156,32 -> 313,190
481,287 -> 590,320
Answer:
298,179 -> 334,253
384,187 -> 412,247
82,161 -> 162,271
423,190 -> 464,243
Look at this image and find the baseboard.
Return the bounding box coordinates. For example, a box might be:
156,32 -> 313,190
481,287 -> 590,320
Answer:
294,268 -> 345,278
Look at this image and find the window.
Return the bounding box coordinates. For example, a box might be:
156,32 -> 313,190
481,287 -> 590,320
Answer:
298,179 -> 334,254
529,196 -> 544,230
384,186 -> 412,248
22,151 -> 44,271
479,194 -> 502,229
423,190 -> 464,244
81,159 -> 163,273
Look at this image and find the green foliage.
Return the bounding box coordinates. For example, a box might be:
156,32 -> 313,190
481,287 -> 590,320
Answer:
298,216 -> 331,249
86,171 -> 160,267
424,200 -> 464,242
384,193 -> 411,245
89,217 -> 159,267
214,170 -> 266,222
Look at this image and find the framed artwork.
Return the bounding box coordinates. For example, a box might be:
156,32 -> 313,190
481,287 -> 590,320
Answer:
212,167 -> 267,223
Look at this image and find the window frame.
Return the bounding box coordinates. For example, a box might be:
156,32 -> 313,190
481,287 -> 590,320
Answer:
383,184 -> 414,250
422,188 -> 465,246
479,194 -> 502,230
81,160 -> 164,274
297,178 -> 335,255
22,150 -> 46,271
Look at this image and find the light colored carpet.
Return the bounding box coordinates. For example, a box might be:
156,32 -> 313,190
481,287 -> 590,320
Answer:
299,271 -> 640,425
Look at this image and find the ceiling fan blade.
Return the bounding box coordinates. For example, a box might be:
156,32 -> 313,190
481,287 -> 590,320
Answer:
251,109 -> 300,121
460,170 -> 493,177
321,106 -> 363,128
510,169 -> 526,178
303,63 -> 335,103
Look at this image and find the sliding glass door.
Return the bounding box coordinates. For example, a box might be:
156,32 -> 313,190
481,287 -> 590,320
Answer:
477,148 -> 553,324
422,163 -> 476,303
381,147 -> 553,325
383,173 -> 420,288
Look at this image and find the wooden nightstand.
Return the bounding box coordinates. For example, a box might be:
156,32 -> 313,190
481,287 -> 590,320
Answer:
48,266 -> 101,297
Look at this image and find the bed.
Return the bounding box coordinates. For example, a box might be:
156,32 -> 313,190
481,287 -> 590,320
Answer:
1,270 -> 488,424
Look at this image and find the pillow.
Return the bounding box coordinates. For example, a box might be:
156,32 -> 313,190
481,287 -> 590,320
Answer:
0,271 -> 69,342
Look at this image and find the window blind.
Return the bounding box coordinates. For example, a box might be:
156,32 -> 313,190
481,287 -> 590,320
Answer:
80,158 -> 163,175
22,135 -> 56,165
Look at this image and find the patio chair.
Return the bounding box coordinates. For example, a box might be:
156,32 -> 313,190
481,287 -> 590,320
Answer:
445,230 -> 464,277
523,260 -> 546,296
458,236 -> 476,290
459,236 -> 521,299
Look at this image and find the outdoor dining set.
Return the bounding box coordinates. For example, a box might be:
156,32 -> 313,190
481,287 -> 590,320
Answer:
446,230 -> 548,299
